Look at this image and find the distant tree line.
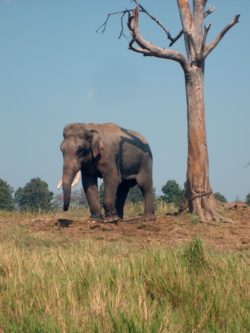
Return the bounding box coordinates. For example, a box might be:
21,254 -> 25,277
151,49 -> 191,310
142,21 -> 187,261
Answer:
0,178 -> 53,212
0,179 -> 15,211
0,177 -> 249,212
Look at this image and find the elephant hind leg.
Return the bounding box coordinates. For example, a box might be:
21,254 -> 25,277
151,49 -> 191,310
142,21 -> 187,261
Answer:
115,180 -> 133,219
137,176 -> 155,221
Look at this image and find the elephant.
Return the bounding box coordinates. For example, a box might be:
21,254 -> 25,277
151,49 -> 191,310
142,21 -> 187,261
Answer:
60,123 -> 155,222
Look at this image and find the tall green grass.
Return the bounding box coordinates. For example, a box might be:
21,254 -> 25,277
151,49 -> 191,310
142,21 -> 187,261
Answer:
0,221 -> 249,333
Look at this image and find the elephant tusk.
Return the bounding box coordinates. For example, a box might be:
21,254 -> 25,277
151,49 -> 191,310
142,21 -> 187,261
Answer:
71,170 -> 81,187
57,170 -> 81,190
57,179 -> 62,190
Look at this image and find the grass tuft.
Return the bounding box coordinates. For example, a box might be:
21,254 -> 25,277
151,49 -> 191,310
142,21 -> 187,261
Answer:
183,238 -> 207,270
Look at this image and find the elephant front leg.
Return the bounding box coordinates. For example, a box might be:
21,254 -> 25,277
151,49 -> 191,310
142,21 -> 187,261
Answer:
103,174 -> 121,223
82,175 -> 103,222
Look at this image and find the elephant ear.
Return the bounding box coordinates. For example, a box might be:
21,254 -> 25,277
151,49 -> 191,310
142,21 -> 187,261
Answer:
90,129 -> 104,158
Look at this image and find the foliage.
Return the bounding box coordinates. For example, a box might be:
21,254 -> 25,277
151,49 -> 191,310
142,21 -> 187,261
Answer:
127,185 -> 143,203
0,223 -> 248,333
214,192 -> 227,203
246,193 -> 250,206
161,180 -> 185,207
99,181 -> 105,206
14,178 -> 53,212
0,178 -> 15,211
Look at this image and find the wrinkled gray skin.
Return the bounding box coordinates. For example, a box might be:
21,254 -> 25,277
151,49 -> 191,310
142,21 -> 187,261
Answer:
60,123 -> 155,222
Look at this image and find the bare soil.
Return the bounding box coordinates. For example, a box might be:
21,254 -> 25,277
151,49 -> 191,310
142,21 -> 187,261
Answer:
20,206 -> 250,251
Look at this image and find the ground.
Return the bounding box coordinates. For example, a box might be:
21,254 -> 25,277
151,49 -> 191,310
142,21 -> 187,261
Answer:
2,205 -> 249,252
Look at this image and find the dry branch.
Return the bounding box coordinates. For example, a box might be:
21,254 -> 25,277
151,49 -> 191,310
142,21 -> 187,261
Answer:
128,7 -> 188,68
131,0 -> 183,46
201,24 -> 211,54
96,10 -> 131,38
204,14 -> 240,58
204,6 -> 215,18
97,1 -> 183,47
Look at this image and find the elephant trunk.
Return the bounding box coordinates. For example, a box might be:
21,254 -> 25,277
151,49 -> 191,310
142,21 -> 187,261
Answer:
62,168 -> 79,211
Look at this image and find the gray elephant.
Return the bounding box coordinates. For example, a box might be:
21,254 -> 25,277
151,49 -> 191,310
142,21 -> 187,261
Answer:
60,123 -> 155,222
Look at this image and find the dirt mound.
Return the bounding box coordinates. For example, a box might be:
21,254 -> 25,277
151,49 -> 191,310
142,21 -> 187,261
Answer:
27,206 -> 250,251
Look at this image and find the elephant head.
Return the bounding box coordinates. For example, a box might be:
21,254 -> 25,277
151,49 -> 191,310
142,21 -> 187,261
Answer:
60,123 -> 103,211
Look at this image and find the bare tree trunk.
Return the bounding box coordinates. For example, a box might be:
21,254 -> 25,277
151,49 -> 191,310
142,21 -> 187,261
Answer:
102,1 -> 240,221
185,65 -> 218,222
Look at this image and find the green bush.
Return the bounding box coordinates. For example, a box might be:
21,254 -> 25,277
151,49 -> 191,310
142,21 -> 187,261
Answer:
0,178 -> 15,211
15,178 -> 53,212
160,180 -> 185,207
214,192 -> 227,203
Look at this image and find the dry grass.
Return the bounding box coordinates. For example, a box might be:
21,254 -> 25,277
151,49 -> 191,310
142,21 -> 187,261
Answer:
0,208 -> 249,332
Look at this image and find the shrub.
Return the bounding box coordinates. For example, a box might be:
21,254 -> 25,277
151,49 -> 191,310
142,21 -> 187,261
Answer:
15,178 -> 53,212
0,178 -> 15,211
160,180 -> 185,207
214,192 -> 227,203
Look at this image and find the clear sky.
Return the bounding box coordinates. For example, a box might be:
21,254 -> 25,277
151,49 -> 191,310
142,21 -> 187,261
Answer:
0,0 -> 249,201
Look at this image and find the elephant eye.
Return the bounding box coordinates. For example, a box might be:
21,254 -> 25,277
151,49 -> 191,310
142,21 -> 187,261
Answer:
77,146 -> 90,156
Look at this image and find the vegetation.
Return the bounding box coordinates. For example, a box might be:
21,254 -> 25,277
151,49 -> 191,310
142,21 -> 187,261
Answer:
160,180 -> 185,207
127,185 -> 143,203
0,215 -> 248,333
0,178 -> 15,211
214,192 -> 227,203
0,176 -> 240,216
246,193 -> 250,206
14,178 -> 53,212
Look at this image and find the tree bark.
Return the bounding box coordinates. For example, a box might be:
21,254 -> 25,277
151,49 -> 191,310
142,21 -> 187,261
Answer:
106,1 -> 240,222
184,65 -> 218,222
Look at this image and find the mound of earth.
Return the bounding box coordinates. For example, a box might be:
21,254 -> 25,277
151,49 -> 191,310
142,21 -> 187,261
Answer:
24,205 -> 250,251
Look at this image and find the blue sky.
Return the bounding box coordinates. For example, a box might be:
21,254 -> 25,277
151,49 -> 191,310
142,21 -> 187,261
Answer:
0,0 -> 249,201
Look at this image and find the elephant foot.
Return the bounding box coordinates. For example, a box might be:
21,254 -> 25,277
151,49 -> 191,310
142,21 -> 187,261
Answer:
104,210 -> 120,223
90,213 -> 104,223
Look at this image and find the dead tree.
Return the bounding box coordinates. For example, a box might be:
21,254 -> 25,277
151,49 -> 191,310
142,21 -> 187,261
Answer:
99,1 -> 239,222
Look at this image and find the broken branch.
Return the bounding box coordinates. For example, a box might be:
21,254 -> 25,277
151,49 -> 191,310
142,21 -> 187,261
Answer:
97,1 -> 183,47
201,23 -> 211,54
204,14 -> 240,58
204,6 -> 215,18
